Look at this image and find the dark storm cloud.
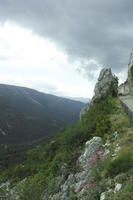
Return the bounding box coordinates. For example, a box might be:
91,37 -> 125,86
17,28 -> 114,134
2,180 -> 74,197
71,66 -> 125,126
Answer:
0,0 -> 133,72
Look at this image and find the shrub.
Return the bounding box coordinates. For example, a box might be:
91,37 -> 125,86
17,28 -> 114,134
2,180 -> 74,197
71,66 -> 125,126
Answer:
68,192 -> 77,200
81,95 -> 116,139
10,163 -> 35,181
114,179 -> 133,200
104,149 -> 133,177
16,176 -> 43,200
81,152 -> 105,200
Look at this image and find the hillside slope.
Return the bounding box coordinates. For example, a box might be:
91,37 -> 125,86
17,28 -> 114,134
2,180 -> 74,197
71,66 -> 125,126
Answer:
0,84 -> 84,144
1,69 -> 133,200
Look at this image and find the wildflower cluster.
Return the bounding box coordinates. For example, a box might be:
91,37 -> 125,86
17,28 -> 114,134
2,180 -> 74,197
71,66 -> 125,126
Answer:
86,149 -> 103,170
82,149 -> 104,190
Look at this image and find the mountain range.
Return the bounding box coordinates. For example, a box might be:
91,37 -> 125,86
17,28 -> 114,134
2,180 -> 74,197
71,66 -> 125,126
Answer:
0,84 -> 84,144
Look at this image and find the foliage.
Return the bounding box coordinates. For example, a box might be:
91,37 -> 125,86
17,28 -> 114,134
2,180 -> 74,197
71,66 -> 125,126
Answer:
16,176 -> 43,200
114,179 -> 133,200
104,148 -> 133,177
68,192 -> 77,200
0,92 -> 127,198
83,152 -> 106,200
81,95 -> 116,139
0,84 -> 85,144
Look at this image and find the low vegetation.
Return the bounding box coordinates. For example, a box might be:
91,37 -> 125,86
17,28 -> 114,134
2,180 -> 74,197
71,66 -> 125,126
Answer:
104,148 -> 133,177
114,179 -> 133,200
0,88 -> 133,199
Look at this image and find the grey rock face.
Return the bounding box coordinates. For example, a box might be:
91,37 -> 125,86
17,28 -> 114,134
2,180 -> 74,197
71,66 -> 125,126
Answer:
78,137 -> 103,170
92,68 -> 118,102
103,148 -> 110,161
114,183 -> 122,192
80,68 -> 118,118
100,192 -> 106,200
100,189 -> 114,200
49,137 -> 103,200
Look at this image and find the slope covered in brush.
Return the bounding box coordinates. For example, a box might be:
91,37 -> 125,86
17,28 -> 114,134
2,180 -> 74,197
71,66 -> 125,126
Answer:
1,68 -> 133,200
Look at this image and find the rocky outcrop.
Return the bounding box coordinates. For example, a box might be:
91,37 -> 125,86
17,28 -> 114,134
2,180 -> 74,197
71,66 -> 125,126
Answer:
92,68 -> 118,102
48,137 -> 103,200
3,135 -> 118,200
78,137 -> 103,170
48,131 -> 123,200
80,68 -> 118,118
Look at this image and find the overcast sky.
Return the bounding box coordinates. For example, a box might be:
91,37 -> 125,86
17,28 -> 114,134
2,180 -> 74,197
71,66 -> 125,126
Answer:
0,0 -> 133,98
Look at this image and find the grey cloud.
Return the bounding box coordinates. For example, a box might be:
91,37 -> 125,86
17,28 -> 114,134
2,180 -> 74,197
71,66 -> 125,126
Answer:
0,0 -> 133,73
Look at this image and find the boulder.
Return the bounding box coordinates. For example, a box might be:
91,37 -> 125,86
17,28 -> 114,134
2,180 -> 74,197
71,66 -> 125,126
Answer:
100,189 -> 114,200
100,192 -> 106,200
114,183 -> 122,193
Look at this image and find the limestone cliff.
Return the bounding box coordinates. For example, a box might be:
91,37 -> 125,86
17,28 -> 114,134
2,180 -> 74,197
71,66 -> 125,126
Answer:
92,68 -> 118,102
80,68 -> 118,118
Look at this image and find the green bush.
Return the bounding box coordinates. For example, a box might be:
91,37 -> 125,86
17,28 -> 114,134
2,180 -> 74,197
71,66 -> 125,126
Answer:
0,93 -> 121,198
104,149 -> 133,177
114,179 -> 133,200
81,95 -> 116,138
16,176 -> 43,200
83,159 -> 106,200
68,192 -> 77,200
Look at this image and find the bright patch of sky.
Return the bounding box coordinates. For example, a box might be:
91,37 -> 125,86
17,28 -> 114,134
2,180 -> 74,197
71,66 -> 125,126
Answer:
0,21 -> 99,98
0,21 -> 126,99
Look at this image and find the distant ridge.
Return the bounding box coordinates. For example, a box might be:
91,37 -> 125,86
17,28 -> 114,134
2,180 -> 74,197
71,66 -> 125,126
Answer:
0,84 -> 84,144
68,97 -> 90,103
